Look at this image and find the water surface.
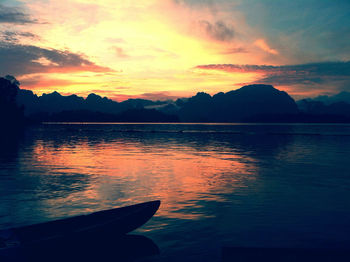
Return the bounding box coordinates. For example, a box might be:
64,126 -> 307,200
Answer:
1,123 -> 350,261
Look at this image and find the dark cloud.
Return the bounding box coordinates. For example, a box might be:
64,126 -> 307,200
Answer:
196,61 -> 350,92
196,62 -> 350,76
199,20 -> 235,42
0,4 -> 38,24
0,42 -> 113,76
0,30 -> 39,42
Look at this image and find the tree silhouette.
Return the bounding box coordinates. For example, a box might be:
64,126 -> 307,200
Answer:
0,75 -> 25,133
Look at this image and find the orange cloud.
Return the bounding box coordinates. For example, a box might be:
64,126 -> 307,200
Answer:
254,38 -> 279,55
19,75 -> 91,90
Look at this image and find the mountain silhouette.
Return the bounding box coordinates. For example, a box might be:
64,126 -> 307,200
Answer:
17,90 -> 170,116
297,99 -> 350,122
10,82 -> 350,123
178,84 -> 299,122
310,91 -> 350,105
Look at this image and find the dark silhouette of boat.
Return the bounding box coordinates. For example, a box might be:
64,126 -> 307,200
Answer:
0,200 -> 160,250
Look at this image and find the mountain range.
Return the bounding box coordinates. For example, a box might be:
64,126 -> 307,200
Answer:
309,91 -> 350,105
14,84 -> 350,123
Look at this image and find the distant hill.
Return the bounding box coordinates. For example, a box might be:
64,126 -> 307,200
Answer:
16,89 -> 178,122
16,89 -> 169,115
297,89 -> 350,121
297,99 -> 350,120
177,84 -> 299,122
310,91 -> 350,105
11,83 -> 350,123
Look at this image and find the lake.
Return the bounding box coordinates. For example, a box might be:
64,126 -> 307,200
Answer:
1,123 -> 350,261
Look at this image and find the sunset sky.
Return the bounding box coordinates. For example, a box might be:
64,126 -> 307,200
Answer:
0,0 -> 349,101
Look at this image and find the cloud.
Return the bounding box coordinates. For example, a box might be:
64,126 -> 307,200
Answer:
0,30 -> 39,42
254,39 -> 279,55
19,75 -> 88,89
139,91 -> 180,101
173,0 -> 215,6
0,42 -> 114,76
219,47 -> 248,55
106,38 -> 126,44
112,46 -> 129,58
199,20 -> 235,42
0,4 -> 38,24
196,61 -> 350,75
195,61 -> 350,93
109,91 -> 181,102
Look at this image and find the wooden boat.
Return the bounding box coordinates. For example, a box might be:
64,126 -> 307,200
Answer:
0,200 -> 160,250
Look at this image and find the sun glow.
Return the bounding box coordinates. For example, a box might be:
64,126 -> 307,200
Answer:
1,0 -> 349,98
3,0 -> 270,99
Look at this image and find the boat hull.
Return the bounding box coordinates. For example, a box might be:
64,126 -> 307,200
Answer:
1,200 -> 160,248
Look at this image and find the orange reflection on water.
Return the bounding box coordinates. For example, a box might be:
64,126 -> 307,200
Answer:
31,137 -> 258,221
